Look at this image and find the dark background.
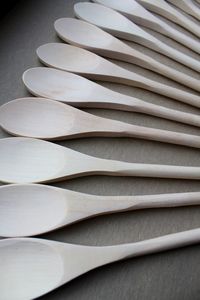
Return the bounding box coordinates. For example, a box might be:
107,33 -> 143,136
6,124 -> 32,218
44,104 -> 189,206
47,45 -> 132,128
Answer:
0,0 -> 19,17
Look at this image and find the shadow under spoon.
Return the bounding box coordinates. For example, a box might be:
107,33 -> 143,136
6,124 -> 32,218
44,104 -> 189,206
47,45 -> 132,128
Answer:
2,97 -> 200,149
74,2 -> 200,73
93,0 -> 200,54
36,43 -> 200,108
137,0 -> 200,38
2,229 -> 200,299
2,137 -> 200,184
54,17 -> 200,92
1,183 -> 200,237
23,67 -> 200,128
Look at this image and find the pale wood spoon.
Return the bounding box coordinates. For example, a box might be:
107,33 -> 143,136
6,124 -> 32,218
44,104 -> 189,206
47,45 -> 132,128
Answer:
167,0 -> 200,21
2,230 -> 200,299
2,97 -> 200,148
74,2 -> 200,72
36,43 -> 200,107
54,17 -> 200,92
93,0 -> 200,54
2,137 -> 200,184
23,67 -> 200,127
1,183 -> 200,237
137,0 -> 200,38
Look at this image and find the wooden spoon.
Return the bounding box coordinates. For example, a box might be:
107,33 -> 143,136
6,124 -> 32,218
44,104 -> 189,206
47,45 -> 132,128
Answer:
74,2 -> 200,72
23,67 -> 200,127
2,137 -> 200,184
2,97 -> 200,148
92,0 -> 200,54
54,18 -> 200,92
2,230 -> 200,299
137,0 -> 200,38
167,0 -> 200,21
36,43 -> 200,107
1,183 -> 200,237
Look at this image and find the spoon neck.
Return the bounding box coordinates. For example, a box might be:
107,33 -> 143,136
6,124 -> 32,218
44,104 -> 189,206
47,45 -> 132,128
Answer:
101,228 -> 200,263
124,45 -> 200,90
65,228 -> 200,272
100,119 -> 200,149
64,191 -> 200,227
118,66 -> 200,104
88,158 -> 200,180
130,12 -> 168,35
125,25 -> 156,48
89,191 -> 200,213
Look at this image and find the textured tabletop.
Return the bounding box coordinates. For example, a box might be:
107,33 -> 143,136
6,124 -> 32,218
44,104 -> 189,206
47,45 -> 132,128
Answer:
1,0 -> 200,299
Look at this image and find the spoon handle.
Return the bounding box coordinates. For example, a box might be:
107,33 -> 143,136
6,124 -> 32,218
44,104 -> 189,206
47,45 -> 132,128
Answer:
167,0 -> 200,21
94,159 -> 200,180
129,99 -> 200,128
102,120 -> 200,149
122,48 -> 200,92
140,33 -> 200,73
156,22 -> 200,55
105,94 -> 200,128
130,192 -> 200,209
137,0 -> 200,38
103,228 -> 200,263
111,69 -> 200,108
84,192 -> 200,215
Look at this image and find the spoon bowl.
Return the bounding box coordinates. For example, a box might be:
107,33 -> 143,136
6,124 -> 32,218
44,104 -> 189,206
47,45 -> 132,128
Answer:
0,184 -> 68,237
55,17 -> 115,50
0,98 -> 77,139
37,42 -> 102,74
0,238 -> 65,300
22,67 -> 105,105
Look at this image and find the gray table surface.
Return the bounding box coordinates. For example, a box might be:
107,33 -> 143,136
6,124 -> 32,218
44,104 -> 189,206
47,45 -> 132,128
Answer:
1,0 -> 200,299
